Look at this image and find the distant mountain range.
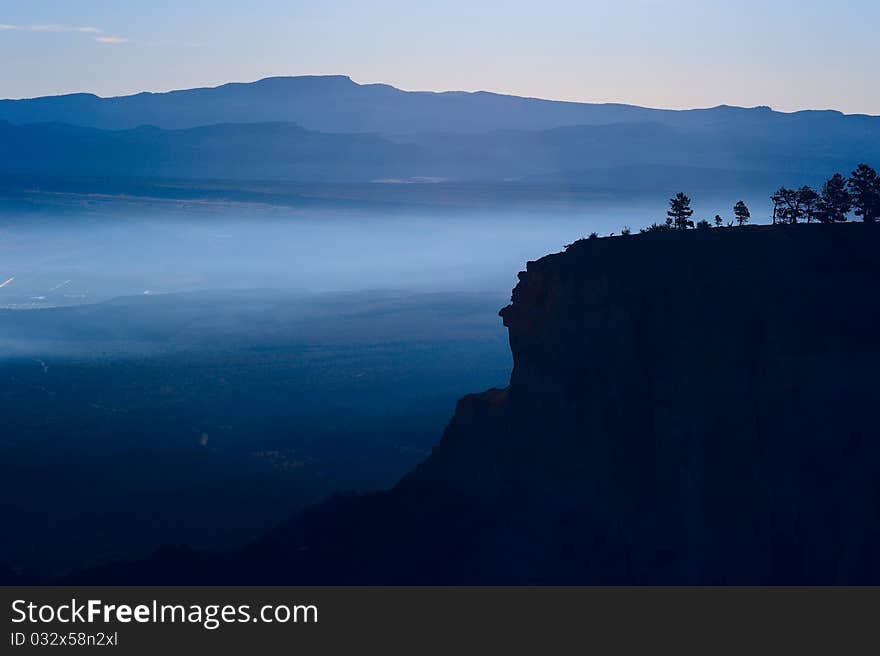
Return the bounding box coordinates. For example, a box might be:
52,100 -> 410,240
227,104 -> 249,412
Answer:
1,75 -> 878,189
0,74 -> 840,133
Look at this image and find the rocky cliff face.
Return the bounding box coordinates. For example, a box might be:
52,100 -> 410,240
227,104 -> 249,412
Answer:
406,224 -> 880,583
74,224 -> 880,584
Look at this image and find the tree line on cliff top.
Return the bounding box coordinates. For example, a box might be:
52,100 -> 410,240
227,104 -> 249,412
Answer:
587,163 -> 880,239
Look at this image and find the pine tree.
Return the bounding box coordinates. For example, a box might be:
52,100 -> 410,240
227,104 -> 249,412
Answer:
771,187 -> 802,224
714,215 -> 723,227
798,186 -> 820,223
771,189 -> 785,225
816,173 -> 852,223
848,163 -> 880,223
733,201 -> 750,226
667,193 -> 694,230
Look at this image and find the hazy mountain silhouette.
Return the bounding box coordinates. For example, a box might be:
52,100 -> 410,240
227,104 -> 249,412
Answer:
1,75 -> 876,134
2,76 -> 879,189
0,120 -> 417,182
2,116 -> 879,187
0,75 -> 756,132
60,223 -> 880,585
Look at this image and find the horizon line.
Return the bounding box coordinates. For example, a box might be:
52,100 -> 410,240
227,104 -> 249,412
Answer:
2,73 -> 877,118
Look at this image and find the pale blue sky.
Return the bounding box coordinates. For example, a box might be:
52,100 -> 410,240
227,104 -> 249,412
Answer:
2,0 -> 878,114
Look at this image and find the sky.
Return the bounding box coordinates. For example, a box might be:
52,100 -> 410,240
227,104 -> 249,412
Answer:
1,0 -> 878,114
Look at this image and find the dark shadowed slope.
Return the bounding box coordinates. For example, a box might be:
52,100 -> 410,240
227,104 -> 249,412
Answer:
1,75 -> 877,134
0,290 -> 510,579
68,223 -> 880,585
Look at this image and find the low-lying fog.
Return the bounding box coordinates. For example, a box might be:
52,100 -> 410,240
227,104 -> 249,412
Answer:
0,191 -> 761,309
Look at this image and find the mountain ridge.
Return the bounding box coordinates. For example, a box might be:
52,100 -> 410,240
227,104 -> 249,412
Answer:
2,75 -> 874,134
2,115 -> 878,188
2,75 -> 878,189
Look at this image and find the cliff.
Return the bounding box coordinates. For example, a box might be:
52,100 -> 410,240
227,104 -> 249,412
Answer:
404,223 -> 880,583
72,223 -> 880,584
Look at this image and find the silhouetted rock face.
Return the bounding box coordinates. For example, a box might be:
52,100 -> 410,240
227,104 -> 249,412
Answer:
73,224 -> 880,584
406,223 -> 880,583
